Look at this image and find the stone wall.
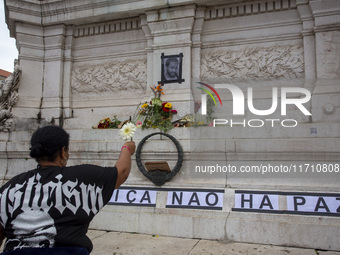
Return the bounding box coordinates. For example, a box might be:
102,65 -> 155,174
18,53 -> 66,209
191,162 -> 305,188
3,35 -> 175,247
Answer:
2,0 -> 340,251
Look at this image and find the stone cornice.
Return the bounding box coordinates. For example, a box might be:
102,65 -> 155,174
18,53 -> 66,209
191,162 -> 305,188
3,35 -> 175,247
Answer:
6,0 -> 168,26
3,0 -> 258,34
6,0 -> 340,39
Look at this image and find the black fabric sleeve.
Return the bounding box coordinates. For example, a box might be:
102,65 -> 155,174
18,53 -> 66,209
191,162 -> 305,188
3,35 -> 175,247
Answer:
93,166 -> 118,205
63,165 -> 118,205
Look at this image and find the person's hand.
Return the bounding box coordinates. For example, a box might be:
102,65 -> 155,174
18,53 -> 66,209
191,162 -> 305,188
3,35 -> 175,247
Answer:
123,141 -> 136,155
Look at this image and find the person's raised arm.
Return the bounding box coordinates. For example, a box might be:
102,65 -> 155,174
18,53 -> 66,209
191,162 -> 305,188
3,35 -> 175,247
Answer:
114,141 -> 136,189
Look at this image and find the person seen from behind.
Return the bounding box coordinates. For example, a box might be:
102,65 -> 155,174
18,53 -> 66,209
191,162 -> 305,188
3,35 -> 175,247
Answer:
0,125 -> 135,254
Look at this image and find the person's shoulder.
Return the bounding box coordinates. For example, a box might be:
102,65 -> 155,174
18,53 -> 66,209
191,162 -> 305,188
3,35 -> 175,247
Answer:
0,169 -> 37,190
63,164 -> 117,180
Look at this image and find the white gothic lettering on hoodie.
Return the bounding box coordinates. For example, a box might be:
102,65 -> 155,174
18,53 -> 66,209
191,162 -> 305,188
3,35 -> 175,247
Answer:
0,173 -> 104,225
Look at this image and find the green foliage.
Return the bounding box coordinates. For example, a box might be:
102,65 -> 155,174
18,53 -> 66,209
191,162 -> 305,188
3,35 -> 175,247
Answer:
135,92 -> 177,133
109,116 -> 121,128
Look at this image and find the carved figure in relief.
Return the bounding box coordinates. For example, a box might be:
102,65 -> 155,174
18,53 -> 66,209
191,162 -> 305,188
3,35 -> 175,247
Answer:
0,59 -> 21,131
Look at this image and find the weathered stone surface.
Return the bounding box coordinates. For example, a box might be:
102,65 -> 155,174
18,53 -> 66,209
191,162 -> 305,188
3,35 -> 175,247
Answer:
88,230 -> 330,255
2,0 -> 340,251
189,241 -> 317,255
90,231 -> 198,255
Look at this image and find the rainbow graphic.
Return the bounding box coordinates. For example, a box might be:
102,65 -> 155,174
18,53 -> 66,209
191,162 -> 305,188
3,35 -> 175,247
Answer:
196,82 -> 223,106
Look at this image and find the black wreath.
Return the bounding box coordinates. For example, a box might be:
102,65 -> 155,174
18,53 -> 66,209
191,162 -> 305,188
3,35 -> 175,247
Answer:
136,132 -> 183,184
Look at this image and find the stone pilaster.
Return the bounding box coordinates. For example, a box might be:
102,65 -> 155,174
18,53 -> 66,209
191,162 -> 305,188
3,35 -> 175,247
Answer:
145,5 -> 196,87
61,26 -> 74,119
40,25 -> 66,125
191,6 -> 205,80
143,4 -> 196,116
309,0 -> 340,122
141,15 -> 154,91
297,0 -> 316,83
12,23 -> 44,121
10,22 -> 68,127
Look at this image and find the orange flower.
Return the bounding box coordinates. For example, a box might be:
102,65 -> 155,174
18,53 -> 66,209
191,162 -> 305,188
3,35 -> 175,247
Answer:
150,84 -> 164,95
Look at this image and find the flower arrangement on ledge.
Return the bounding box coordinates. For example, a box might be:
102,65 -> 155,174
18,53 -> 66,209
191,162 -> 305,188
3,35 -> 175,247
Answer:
93,84 -> 179,133
135,84 -> 177,133
93,83 -> 219,132
97,116 -> 122,129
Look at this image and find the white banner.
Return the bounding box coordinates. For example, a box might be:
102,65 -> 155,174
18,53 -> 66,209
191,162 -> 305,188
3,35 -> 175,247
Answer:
233,191 -> 340,217
234,193 -> 279,210
287,195 -> 340,214
166,190 -> 224,210
109,188 -> 157,207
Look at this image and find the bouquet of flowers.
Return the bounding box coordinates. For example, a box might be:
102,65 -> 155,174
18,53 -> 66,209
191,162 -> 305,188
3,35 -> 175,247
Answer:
134,84 -> 177,133
96,116 -> 122,129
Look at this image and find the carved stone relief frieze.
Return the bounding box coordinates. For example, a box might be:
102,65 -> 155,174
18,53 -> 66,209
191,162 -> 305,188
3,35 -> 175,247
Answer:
201,44 -> 304,82
0,60 -> 22,131
71,57 -> 147,95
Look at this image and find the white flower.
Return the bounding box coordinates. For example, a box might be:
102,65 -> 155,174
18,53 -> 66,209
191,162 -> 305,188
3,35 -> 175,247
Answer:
119,122 -> 137,141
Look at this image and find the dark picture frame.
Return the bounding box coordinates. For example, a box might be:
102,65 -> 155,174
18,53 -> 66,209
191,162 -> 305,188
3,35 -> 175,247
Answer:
159,53 -> 185,85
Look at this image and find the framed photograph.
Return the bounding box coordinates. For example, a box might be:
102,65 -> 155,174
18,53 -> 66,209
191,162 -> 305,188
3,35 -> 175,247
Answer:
159,53 -> 185,85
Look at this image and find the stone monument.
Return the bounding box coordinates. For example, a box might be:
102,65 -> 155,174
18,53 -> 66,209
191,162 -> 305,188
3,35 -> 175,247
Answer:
2,0 -> 340,251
